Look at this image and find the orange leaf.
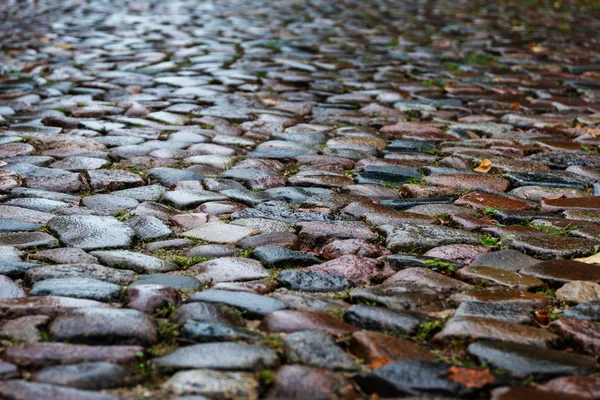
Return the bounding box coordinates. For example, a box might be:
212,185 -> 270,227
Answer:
370,356 -> 389,369
447,366 -> 496,389
473,158 -> 492,173
510,102 -> 521,110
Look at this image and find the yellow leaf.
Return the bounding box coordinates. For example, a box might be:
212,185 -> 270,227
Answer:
54,43 -> 74,50
574,253 -> 600,264
262,98 -> 279,106
474,158 -> 492,173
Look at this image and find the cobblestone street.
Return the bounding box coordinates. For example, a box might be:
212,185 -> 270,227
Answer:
1,0 -> 600,399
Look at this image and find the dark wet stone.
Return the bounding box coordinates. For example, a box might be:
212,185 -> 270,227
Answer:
269,364 -> 360,399
130,274 -> 201,290
283,331 -> 359,371
30,278 -> 121,302
272,292 -> 349,314
505,170 -> 595,190
386,254 -> 462,270
188,289 -> 286,319
423,174 -> 510,192
277,270 -> 350,292
0,219 -> 41,233
321,238 -> 390,259
456,265 -> 543,289
259,310 -> 357,336
450,287 -> 549,309
253,246 -> 320,268
467,340 -> 597,379
549,318 -> 600,356
154,342 -> 279,371
386,267 -> 470,294
490,386 -> 589,400
344,304 -> 436,335
505,235 -> 597,260
32,362 -> 128,390
47,216 -> 135,250
0,232 -> 58,249
0,380 -> 124,400
380,197 -> 454,210
49,308 -> 157,346
454,301 -> 536,324
180,321 -> 262,343
355,165 -> 420,185
349,330 -> 436,364
356,360 -> 474,398
351,282 -> 445,312
3,342 -> 143,367
237,232 -> 299,249
25,263 -> 135,285
172,302 -> 245,327
520,259 -> 600,286
470,250 -> 539,272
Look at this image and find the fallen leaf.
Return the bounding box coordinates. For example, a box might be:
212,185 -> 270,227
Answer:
370,356 -> 389,369
54,43 -> 74,50
473,158 -> 492,173
510,102 -> 521,110
262,98 -> 279,106
584,127 -> 598,138
574,253 -> 600,264
447,366 -> 495,388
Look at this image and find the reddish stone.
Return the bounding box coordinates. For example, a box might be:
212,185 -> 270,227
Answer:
549,318 -> 600,357
267,365 -> 360,399
449,214 -> 497,231
0,170 -> 22,193
258,310 -> 357,336
450,287 -> 550,309
0,143 -> 35,158
491,386 -> 589,400
385,267 -> 470,294
541,197 -> 600,212
455,192 -> 530,211
0,296 -> 108,319
308,255 -> 394,285
320,239 -> 390,260
124,284 -> 181,314
424,174 -> 510,192
0,361 -> 19,380
169,213 -> 220,229
349,330 -> 436,365
540,375 -> 600,398
424,244 -> 491,265
195,201 -> 247,215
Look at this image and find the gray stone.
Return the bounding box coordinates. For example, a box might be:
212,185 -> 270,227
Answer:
48,216 -> 135,250
25,264 -> 136,285
188,290 -> 287,319
190,257 -> 269,283
277,270 -> 350,292
163,370 -> 259,399
32,362 -> 128,390
90,250 -> 177,273
30,278 -> 122,302
283,331 -> 359,371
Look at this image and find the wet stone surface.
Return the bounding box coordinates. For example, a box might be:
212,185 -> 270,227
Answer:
1,0 -> 600,398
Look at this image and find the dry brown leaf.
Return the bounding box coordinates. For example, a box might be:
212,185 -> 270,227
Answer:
370,356 -> 389,369
262,98 -> 279,106
584,127 -> 598,138
447,366 -> 496,389
54,43 -> 74,50
510,102 -> 521,110
574,253 -> 600,264
473,158 -> 492,173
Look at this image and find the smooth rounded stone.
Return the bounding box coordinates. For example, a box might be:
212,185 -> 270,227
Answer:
163,190 -> 228,209
349,330 -> 436,364
49,157 -> 109,171
182,222 -> 259,244
0,315 -> 49,343
30,278 -> 121,302
163,370 -> 259,399
508,234 -> 597,259
557,281 -> 600,304
520,260 -> 600,286
505,170 -> 595,190
196,200 -> 247,215
0,276 -> 25,299
320,238 -> 390,259
47,216 -> 135,250
297,221 -> 376,243
258,310 -> 357,335
0,219 -> 41,233
0,296 -> 108,319
542,196 -> 600,212
267,365 -> 360,400
125,215 -> 173,240
272,292 -> 349,314
0,380 -> 124,400
344,184 -> 401,201
351,282 -> 445,312
467,340 -> 598,379
385,268 -> 470,294
283,331 -> 359,371
49,307 -> 157,346
343,304 -> 436,335
237,232 -> 299,249
454,301 -> 536,325
124,284 -> 180,314
404,204 -> 477,218
423,174 -> 510,192
563,300 -> 600,321
277,270 -> 350,293
470,250 -> 539,272
189,257 -> 269,283
170,213 -> 217,229
491,386 -> 589,400
230,218 -> 289,234
32,362 -> 128,390
87,169 -> 145,192
29,248 -> 98,264
10,188 -> 80,204
381,224 -> 480,252
434,316 -> 558,347
90,250 -> 177,273
188,290 -> 287,319
81,194 -> 139,214
510,186 -> 591,202
24,174 -> 85,193
356,360 -> 474,398
145,239 -> 194,252
308,255 -> 394,286
172,302 -> 245,327
4,197 -> 70,213
252,246 -> 320,268
454,191 -> 530,211
187,244 -> 236,258
540,375 -> 600,399
130,274 -> 201,291
148,168 -> 204,187
220,189 -> 271,206
549,318 -> 600,356
0,205 -> 54,224
424,244 -> 490,265
450,287 -> 550,309
0,232 -> 58,249
456,266 -> 544,289
111,184 -> 166,202
154,342 -> 279,371
0,361 -> 18,380
25,263 -> 135,285
180,321 -> 262,343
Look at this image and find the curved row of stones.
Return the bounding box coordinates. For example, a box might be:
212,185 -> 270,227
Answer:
1,0 -> 600,399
